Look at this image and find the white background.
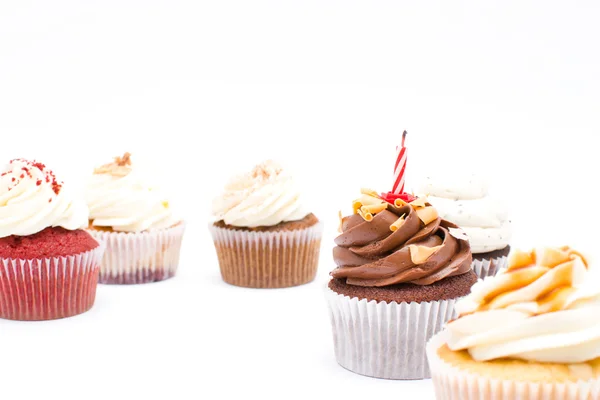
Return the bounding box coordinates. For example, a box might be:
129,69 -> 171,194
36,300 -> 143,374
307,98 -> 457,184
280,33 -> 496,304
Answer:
1,1 -> 599,399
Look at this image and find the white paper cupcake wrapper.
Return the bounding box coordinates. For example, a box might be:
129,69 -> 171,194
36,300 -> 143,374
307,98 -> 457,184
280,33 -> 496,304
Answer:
325,285 -> 458,380
0,244 -> 105,321
426,332 -> 600,400
472,255 -> 508,280
209,222 -> 323,288
88,223 -> 185,284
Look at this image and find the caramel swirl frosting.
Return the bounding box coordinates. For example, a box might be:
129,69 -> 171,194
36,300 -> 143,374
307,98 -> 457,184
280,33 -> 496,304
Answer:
455,247 -> 589,317
447,247 -> 600,363
331,189 -> 473,287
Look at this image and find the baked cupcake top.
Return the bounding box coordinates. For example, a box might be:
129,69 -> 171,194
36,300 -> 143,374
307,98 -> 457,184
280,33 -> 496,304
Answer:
447,246 -> 600,364
418,175 -> 511,254
86,153 -> 180,232
331,189 -> 473,286
212,160 -> 310,228
0,159 -> 88,238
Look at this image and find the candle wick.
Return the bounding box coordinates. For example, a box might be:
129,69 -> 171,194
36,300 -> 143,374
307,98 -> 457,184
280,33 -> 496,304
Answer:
402,130 -> 408,147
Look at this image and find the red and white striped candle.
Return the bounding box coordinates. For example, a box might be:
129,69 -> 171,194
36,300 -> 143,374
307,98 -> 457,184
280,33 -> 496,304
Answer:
392,130 -> 408,194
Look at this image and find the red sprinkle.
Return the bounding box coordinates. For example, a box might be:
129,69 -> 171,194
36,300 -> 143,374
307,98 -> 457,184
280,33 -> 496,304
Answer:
31,162 -> 46,172
11,177 -> 15,182
7,159 -> 63,195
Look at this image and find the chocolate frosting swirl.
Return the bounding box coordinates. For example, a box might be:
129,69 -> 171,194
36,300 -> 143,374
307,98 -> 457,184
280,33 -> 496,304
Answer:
331,203 -> 472,286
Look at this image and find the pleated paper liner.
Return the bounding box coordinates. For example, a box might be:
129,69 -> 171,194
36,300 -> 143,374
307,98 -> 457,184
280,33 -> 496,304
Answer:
88,223 -> 185,284
326,286 -> 457,380
472,255 -> 508,280
209,222 -> 323,288
0,244 -> 105,321
426,333 -> 600,400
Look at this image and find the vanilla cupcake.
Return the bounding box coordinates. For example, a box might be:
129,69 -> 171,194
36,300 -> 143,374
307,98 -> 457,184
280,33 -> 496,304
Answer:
427,246 -> 600,400
86,153 -> 185,284
210,160 -> 323,288
419,175 -> 512,279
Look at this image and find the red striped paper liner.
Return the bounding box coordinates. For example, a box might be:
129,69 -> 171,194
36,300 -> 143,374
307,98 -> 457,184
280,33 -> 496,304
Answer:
0,244 -> 104,321
88,223 -> 185,285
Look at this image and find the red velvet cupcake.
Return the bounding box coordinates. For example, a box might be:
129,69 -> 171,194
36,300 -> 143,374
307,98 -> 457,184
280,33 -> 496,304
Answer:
0,159 -> 104,321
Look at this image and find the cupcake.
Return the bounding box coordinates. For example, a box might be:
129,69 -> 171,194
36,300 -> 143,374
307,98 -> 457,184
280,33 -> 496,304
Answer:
327,190 -> 477,380
209,160 -> 323,288
419,175 -> 512,279
427,246 -> 600,399
86,153 -> 185,284
0,159 -> 104,321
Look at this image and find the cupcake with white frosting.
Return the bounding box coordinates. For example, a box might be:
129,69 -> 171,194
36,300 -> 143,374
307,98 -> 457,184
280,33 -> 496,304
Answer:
419,175 -> 511,278
86,153 -> 185,284
426,246 -> 600,400
0,159 -> 104,320
210,160 -> 323,288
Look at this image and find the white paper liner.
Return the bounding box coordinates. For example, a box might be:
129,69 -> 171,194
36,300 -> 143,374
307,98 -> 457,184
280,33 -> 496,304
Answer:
88,223 -> 185,284
209,222 -> 323,288
426,332 -> 600,400
472,255 -> 508,280
325,285 -> 458,380
0,244 -> 105,321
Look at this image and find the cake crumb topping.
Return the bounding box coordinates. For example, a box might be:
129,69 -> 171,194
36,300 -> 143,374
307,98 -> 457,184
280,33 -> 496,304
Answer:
94,152 -> 133,177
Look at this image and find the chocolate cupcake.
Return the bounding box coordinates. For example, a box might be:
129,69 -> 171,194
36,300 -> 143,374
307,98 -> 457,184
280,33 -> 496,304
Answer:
427,246 -> 600,399
210,161 -> 322,288
419,175 -> 512,279
86,153 -> 185,284
0,159 -> 104,320
327,190 -> 477,379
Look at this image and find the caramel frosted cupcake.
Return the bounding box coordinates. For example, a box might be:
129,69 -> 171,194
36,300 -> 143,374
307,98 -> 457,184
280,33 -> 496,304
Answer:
209,160 -> 322,288
327,190 -> 477,380
0,159 -> 104,320
427,246 -> 600,400
419,175 -> 512,279
86,153 -> 185,284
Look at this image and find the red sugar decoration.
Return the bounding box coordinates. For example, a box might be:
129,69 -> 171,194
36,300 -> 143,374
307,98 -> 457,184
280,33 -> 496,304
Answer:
31,162 -> 46,172
381,191 -> 417,205
11,177 -> 15,182
6,159 -> 63,195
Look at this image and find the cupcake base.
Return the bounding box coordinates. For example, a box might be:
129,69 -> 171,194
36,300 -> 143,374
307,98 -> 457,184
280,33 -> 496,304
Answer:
326,272 -> 477,380
0,245 -> 104,321
472,245 -> 510,279
427,332 -> 600,400
89,223 -> 185,285
101,269 -> 176,285
209,216 -> 323,289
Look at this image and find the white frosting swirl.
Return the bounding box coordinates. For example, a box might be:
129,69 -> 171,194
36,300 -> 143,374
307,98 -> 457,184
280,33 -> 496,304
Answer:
86,155 -> 180,232
212,160 -> 309,227
447,247 -> 600,364
418,175 -> 511,253
0,159 -> 88,238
